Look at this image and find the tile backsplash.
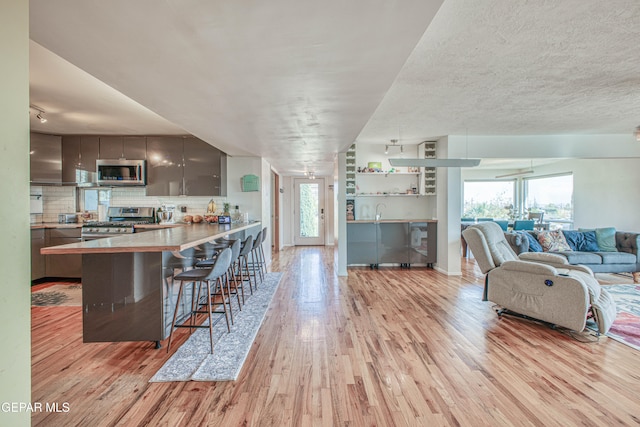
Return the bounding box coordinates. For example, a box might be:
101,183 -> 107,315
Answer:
30,185 -> 232,223
31,186 -> 76,223
109,187 -> 229,222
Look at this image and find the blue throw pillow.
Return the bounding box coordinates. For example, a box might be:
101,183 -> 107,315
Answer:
563,230 -> 600,252
579,231 -> 600,251
579,227 -> 617,252
562,230 -> 582,251
525,231 -> 543,252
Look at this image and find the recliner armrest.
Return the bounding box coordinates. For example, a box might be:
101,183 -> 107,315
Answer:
518,252 -> 594,276
518,252 -> 568,264
500,260 -> 557,275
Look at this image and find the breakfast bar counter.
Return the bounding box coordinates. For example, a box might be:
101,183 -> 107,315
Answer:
42,221 -> 262,346
41,221 -> 259,254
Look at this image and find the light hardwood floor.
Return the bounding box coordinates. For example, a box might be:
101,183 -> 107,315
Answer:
32,247 -> 640,426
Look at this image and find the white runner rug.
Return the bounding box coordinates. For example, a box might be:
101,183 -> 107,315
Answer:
150,272 -> 282,382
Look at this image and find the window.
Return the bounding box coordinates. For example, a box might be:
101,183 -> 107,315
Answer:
77,188 -> 111,212
463,180 -> 515,219
524,173 -> 573,223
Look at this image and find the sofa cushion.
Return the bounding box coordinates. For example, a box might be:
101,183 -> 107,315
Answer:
538,231 -> 572,252
524,231 -> 543,252
580,227 -> 617,252
598,251 -> 637,264
555,251 -> 603,265
562,230 -> 600,252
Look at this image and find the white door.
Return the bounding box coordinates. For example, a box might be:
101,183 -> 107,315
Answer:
294,178 -> 325,245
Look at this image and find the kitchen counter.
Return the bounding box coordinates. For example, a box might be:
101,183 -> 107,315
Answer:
133,223 -> 183,229
41,221 -> 262,346
31,222 -> 184,230
41,221 -> 258,254
31,222 -> 83,229
347,219 -> 437,223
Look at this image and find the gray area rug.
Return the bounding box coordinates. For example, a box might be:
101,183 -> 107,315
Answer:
150,272 -> 282,382
31,284 -> 82,306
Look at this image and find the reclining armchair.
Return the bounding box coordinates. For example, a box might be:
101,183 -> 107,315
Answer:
462,222 -> 616,334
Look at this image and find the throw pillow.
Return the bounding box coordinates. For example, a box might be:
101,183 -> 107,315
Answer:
579,227 -> 617,252
561,230 -> 583,251
537,230 -> 573,252
580,231 -> 600,251
524,231 -> 543,252
562,230 -> 601,252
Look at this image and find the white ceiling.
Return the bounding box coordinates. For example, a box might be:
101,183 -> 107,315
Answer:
29,0 -> 640,176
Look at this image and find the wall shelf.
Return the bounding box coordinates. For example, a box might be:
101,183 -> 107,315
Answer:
356,172 -> 420,176
354,193 -> 424,197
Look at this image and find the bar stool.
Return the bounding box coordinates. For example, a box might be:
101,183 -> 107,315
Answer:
258,227 -> 268,276
237,234 -> 255,295
196,239 -> 243,309
249,230 -> 264,284
166,248 -> 233,354
192,241 -> 218,261
163,248 -> 196,311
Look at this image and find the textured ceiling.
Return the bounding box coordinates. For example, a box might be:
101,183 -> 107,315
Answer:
358,0 -> 640,144
29,0 -> 640,176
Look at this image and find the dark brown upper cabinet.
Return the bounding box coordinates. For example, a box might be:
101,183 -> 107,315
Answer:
146,136 -> 226,197
99,136 -> 146,160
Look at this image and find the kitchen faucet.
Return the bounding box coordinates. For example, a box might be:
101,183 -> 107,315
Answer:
375,203 -> 386,221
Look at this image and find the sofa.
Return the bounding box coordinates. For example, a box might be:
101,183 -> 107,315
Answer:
504,228 -> 640,282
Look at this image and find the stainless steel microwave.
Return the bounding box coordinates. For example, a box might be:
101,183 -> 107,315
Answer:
96,159 -> 146,186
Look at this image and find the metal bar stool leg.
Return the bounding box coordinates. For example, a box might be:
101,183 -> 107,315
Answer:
205,279 -> 215,354
167,280 -> 186,353
242,253 -> 255,294
259,242 -> 267,276
228,269 -> 242,310
215,276 -> 232,332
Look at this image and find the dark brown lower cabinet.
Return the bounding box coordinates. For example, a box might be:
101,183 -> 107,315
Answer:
44,228 -> 82,278
31,229 -> 46,280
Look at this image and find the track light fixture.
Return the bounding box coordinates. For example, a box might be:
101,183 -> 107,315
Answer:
30,104 -> 48,123
385,139 -> 402,154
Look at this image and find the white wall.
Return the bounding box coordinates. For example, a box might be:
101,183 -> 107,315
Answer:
226,156 -> 263,222
259,158 -> 272,266
337,153 -> 347,276
1,1 -> 30,425
571,159 -> 640,231
435,136 -> 462,276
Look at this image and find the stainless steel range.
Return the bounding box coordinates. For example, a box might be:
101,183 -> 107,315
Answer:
81,207 -> 156,240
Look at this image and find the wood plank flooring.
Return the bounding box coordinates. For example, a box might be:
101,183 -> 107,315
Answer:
32,247 -> 640,426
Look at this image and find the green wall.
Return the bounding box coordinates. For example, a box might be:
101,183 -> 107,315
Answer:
0,1 -> 31,426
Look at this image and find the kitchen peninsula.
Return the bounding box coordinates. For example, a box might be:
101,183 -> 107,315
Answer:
42,221 -> 261,347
